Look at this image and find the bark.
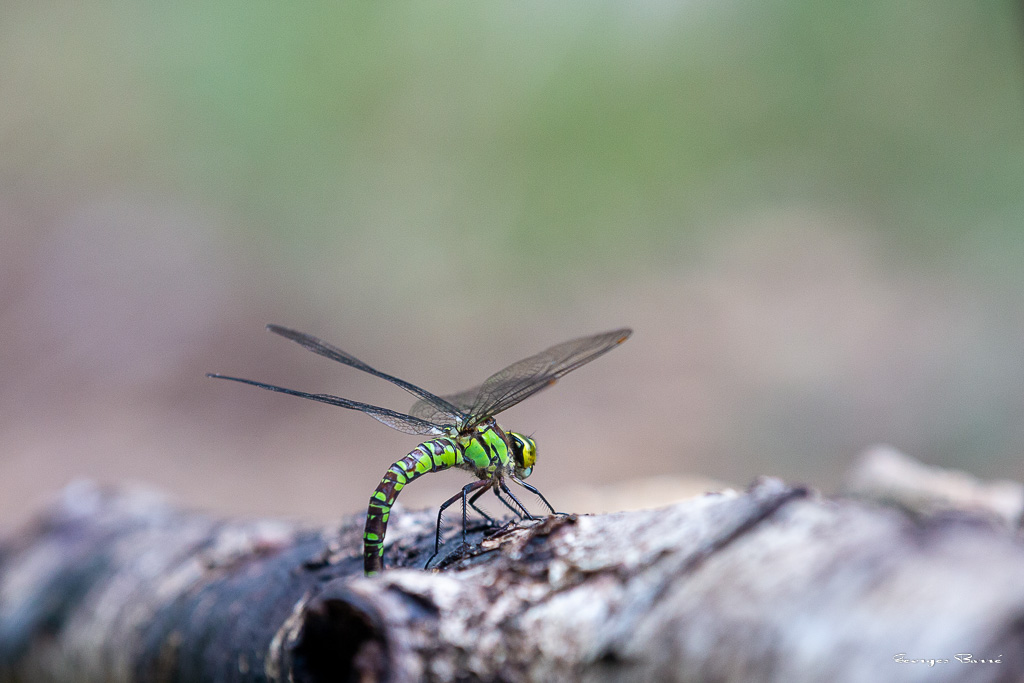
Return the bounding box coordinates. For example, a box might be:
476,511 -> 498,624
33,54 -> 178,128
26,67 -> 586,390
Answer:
844,444 -> 1024,528
1,457 -> 1023,683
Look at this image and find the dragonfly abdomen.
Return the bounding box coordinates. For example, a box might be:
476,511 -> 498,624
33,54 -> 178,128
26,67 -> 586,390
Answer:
363,437 -> 462,575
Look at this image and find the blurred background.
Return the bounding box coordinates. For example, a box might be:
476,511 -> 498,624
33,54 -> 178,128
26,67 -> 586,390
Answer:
2,2 -> 1024,532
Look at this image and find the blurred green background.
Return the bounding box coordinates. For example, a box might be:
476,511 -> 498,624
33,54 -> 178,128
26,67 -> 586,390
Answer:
2,1 -> 1024,530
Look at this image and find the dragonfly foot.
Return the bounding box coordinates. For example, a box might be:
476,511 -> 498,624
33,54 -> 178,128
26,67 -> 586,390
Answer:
424,547 -> 446,570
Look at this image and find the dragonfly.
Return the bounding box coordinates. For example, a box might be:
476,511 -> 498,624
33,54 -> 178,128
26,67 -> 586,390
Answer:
208,324 -> 631,576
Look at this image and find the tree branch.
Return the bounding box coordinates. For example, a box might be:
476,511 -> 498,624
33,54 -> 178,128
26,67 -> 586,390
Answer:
2,460 -> 1023,682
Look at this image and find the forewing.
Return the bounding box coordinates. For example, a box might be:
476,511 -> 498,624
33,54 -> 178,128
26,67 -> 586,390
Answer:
207,374 -> 447,435
409,386 -> 480,425
418,328 -> 631,426
267,325 -> 465,425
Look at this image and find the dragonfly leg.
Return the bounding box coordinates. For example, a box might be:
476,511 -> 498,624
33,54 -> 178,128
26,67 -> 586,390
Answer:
468,486 -> 502,526
510,475 -> 559,515
498,479 -> 537,521
467,485 -> 529,524
425,479 -> 490,570
492,487 -> 531,520
427,490 -> 464,570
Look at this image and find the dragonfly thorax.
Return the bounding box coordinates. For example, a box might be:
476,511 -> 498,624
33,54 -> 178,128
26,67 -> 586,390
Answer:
456,421 -> 536,480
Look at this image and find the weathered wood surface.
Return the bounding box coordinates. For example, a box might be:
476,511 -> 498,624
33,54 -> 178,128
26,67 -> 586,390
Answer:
845,445 -> 1024,527
2,456 -> 1023,683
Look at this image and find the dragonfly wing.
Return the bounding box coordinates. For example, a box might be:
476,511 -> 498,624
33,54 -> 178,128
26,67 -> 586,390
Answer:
409,386 -> 480,424
207,374 -> 449,435
267,325 -> 466,425
423,328 -> 631,426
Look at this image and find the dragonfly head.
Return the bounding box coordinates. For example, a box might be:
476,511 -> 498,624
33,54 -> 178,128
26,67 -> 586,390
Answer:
509,432 -> 537,479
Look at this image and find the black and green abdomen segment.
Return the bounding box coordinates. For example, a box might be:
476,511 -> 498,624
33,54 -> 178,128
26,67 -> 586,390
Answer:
363,437 -> 462,575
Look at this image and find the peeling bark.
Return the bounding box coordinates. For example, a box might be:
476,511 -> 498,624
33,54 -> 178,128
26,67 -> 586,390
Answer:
2,464 -> 1023,682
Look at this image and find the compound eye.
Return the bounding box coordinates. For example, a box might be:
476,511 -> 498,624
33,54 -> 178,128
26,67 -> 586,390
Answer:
510,435 -> 526,467
520,436 -> 537,469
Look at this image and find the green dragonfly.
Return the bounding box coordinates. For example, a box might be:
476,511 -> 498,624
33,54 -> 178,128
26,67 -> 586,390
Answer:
208,324 -> 631,575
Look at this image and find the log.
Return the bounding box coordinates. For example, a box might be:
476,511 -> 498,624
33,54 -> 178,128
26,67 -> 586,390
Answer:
844,444 -> 1024,527
1,464 -> 1023,682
